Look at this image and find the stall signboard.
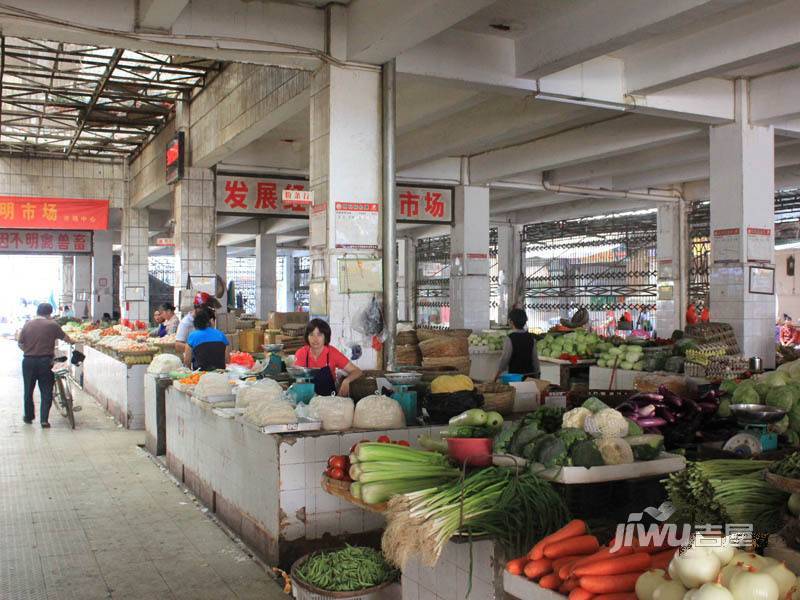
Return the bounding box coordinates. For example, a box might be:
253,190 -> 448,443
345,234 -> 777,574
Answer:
216,174 -> 453,223
334,202 -> 379,249
0,229 -> 92,254
155,238 -> 175,247
0,196 -> 109,230
216,176 -> 310,217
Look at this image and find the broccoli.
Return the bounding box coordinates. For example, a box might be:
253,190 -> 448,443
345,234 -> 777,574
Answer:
523,405 -> 565,434
625,434 -> 664,461
493,424 -> 518,454
509,423 -> 543,456
570,440 -> 604,468
556,427 -> 589,450
535,436 -> 569,468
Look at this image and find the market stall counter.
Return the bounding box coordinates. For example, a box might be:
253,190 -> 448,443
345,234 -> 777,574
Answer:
82,345 -> 149,429
56,339 -> 84,387
144,373 -> 172,455
164,385 -> 442,567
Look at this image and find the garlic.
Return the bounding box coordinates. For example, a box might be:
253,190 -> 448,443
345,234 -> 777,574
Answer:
637,569 -> 669,600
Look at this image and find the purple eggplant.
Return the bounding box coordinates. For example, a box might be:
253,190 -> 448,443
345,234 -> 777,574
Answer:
700,389 -> 724,403
639,404 -> 657,418
629,392 -> 665,405
616,401 -> 638,415
655,405 -> 677,424
698,402 -> 718,414
636,417 -> 668,428
682,398 -> 701,415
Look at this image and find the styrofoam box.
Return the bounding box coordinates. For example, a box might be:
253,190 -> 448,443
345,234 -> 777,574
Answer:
532,452 -> 686,484
504,572 -> 565,600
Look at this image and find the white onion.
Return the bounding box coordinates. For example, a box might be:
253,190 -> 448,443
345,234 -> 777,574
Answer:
761,562 -> 796,598
637,569 -> 669,600
729,569 -> 779,600
732,553 -> 767,570
720,564 -> 747,588
653,580 -> 688,600
692,583 -> 734,600
673,547 -> 722,589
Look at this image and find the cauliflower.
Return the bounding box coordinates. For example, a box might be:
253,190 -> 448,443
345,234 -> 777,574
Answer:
595,437 -> 634,465
562,407 -> 592,430
584,408 -> 629,439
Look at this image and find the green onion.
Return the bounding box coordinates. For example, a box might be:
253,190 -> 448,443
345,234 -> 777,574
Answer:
356,443 -> 447,465
357,467 -> 460,484
360,478 -> 450,505
350,482 -> 362,499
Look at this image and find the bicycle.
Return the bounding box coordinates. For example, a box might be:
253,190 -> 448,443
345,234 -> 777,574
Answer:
52,356 -> 76,429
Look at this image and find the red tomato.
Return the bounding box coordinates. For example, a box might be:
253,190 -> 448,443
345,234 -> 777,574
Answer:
330,456 -> 348,470
327,456 -> 336,468
377,435 -> 391,443
329,467 -> 345,480
397,440 -> 411,447
350,439 -> 371,453
324,467 -> 334,478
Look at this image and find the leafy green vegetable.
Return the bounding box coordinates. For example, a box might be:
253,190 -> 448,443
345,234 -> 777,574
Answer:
493,424 -> 518,454
582,396 -> 610,413
771,415 -> 790,435
732,383 -> 760,405
755,382 -> 771,402
626,418 -> 644,437
766,387 -> 795,411
523,405 -> 564,434
556,427 -> 589,450
720,379 -> 738,395
509,422 -> 542,455
570,440 -> 604,468
536,436 -> 568,468
626,434 -> 664,461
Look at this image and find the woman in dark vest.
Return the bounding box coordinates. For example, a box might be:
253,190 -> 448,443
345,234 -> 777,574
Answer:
494,308 -> 540,381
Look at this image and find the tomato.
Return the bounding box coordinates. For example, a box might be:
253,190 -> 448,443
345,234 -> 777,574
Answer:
350,439 -> 371,453
324,467 -> 334,478
330,456 -> 348,470
377,435 -> 391,443
329,467 -> 345,480
397,440 -> 411,447
327,455 -> 337,468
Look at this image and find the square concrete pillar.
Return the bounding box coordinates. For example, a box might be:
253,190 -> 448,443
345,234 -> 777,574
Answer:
173,168 -> 216,291
61,256 -> 74,308
656,204 -> 685,336
255,233 -> 277,319
73,256 -> 92,320
710,80 -> 776,367
91,230 -> 114,320
449,186 -> 490,331
120,204 -> 150,320
308,64 -> 382,368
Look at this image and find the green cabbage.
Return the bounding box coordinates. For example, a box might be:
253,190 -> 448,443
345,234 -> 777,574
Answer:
582,397 -> 611,413
720,379 -> 738,395
626,418 -> 644,437
772,415 -> 790,435
762,370 -> 791,388
766,387 -> 795,411
626,434 -> 664,461
789,402 -> 800,432
755,382 -> 771,402
732,384 -> 760,405
717,398 -> 732,418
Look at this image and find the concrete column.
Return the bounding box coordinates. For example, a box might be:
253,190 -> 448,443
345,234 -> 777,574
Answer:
283,251 -> 295,312
173,168 -> 216,292
73,256 -> 91,320
61,256 -> 74,308
710,79 -> 776,367
120,204 -> 150,320
216,245 -> 228,286
449,186 -> 491,331
656,204 -> 685,336
255,232 -> 277,319
309,64 -> 382,367
91,230 -> 114,320
397,237 -> 416,322
495,224 -> 516,325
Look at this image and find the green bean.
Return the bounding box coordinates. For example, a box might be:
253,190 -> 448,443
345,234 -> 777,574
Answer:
295,545 -> 398,592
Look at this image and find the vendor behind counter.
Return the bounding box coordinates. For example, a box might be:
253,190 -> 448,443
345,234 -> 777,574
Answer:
494,308 -> 541,381
294,318 -> 362,397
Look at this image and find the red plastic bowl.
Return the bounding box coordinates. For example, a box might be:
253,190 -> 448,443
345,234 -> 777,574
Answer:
447,437 -> 493,467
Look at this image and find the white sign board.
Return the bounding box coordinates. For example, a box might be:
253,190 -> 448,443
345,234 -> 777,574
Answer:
712,228 -> 741,264
746,227 -> 772,263
282,189 -> 313,206
0,229 -> 92,254
334,202 -> 379,249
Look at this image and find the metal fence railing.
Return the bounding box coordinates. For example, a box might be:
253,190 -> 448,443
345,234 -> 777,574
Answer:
415,234 -> 451,328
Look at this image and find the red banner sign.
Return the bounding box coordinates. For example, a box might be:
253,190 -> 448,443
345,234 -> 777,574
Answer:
0,229 -> 92,253
0,196 -> 109,230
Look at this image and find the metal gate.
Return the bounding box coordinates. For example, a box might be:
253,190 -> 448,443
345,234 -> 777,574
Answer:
293,256 -> 310,312
227,256 -> 256,313
521,212 -> 658,335
489,227 -> 499,324
415,234 -> 450,328
688,201 -> 710,309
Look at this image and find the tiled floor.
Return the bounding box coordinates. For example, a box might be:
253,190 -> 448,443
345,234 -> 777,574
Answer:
0,339 -> 286,599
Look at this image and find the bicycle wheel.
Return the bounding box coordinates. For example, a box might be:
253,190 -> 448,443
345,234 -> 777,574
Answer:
53,378 -> 64,411
55,378 -> 75,429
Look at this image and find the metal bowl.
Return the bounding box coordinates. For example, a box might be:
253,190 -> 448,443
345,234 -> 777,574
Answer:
287,366 -> 314,379
385,372 -> 423,386
730,404 -> 787,425
263,343 -> 284,353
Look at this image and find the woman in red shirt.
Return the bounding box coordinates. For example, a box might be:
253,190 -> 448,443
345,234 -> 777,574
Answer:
294,318 -> 363,397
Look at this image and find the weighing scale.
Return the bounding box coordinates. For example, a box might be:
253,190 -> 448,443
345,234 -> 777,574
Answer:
722,404 -> 787,456
385,372 -> 422,426
262,343 -> 286,378
286,366 -> 316,404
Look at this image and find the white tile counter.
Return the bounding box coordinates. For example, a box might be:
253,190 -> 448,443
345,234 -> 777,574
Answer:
82,345 -> 147,429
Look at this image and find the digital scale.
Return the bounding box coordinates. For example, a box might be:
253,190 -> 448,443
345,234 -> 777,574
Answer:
286,366 -> 316,404
262,343 -> 286,378
385,372 -> 422,426
722,404 -> 787,456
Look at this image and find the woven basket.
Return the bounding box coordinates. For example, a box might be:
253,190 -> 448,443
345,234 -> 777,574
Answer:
418,336 -> 469,358
396,344 -> 421,366
416,328 -> 473,342
422,356 -> 471,375
475,382 -> 515,415
396,330 -> 418,345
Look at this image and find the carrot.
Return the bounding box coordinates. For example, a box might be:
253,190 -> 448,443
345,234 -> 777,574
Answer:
544,535 -> 600,559
574,553 -> 651,577
579,573 -> 641,594
569,546 -> 636,576
524,559 -> 553,581
506,556 -> 530,576
569,588 -> 595,600
594,594 -> 638,600
558,556 -> 591,580
539,573 -> 562,590
650,548 -> 677,570
560,578 -> 580,593
530,520 -> 587,560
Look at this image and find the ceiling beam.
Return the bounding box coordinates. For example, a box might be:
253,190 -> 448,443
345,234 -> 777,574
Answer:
750,67 -> 800,125
624,0 -> 800,93
508,197 -> 657,226
347,0 -> 494,64
138,0 -> 190,30
469,114 -> 703,184
514,0 -> 748,78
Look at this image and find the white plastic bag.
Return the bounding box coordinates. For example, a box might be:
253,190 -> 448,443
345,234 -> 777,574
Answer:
308,395 -> 355,431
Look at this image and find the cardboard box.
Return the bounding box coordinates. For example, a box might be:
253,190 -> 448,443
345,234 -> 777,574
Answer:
215,312 -> 236,333
228,332 -> 239,352
263,329 -> 280,345
267,311 -> 309,330
238,329 -> 262,353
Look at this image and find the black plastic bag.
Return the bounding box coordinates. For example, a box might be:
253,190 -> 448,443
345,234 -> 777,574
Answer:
424,390 -> 484,424
354,296 -> 384,336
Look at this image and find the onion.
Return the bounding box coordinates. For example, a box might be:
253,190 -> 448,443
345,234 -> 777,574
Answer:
693,535 -> 735,566
720,564 -> 747,588
692,583 -> 734,600
729,568 -> 779,600
637,569 -> 669,600
761,562 -> 796,598
653,580 -> 688,600
672,547 -> 722,588
731,553 -> 767,571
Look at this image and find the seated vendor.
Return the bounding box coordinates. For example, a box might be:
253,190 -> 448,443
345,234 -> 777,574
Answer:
494,308 -> 540,381
150,309 -> 164,337
183,308 -> 230,371
294,318 -> 363,397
